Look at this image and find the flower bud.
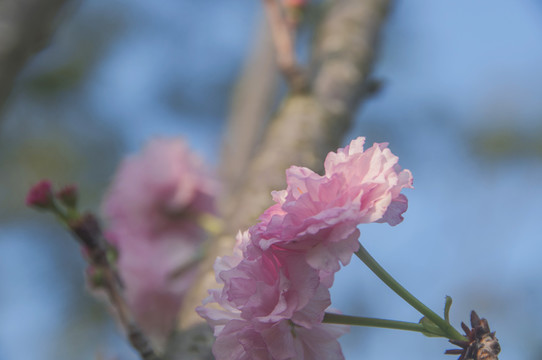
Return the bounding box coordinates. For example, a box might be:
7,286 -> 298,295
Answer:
26,180 -> 55,210
56,184 -> 78,209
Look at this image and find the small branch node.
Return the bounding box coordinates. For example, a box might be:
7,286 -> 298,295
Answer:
262,0 -> 308,92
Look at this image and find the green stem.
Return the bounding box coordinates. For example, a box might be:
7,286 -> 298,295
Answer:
323,313 -> 446,337
355,242 -> 466,341
50,203 -> 70,224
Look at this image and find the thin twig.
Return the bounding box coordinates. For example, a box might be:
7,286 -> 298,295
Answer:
262,0 -> 307,91
70,214 -> 161,360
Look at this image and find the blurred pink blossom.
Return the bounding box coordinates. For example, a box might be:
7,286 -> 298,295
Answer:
102,137 -> 216,344
103,138 -> 215,237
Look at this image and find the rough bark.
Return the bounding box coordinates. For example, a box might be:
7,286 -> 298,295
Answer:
219,22 -> 279,213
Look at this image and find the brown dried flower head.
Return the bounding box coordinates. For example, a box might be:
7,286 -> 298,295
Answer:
445,311 -> 501,360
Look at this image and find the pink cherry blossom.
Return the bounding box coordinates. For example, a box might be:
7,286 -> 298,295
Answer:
102,137 -> 216,344
199,137 -> 411,358
247,137 -> 412,285
198,233 -> 343,360
201,232 -> 329,326
223,248 -> 327,324
323,137 -> 413,226
210,318 -> 347,360
200,228 -> 348,357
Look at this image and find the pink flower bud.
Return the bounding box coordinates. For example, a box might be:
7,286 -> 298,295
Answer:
26,180 -> 54,209
56,184 -> 78,209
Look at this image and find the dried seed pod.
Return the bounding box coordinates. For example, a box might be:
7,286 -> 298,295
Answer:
445,311 -> 500,360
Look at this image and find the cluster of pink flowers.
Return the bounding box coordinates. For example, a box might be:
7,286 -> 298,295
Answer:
198,137 -> 413,359
102,137 -> 216,345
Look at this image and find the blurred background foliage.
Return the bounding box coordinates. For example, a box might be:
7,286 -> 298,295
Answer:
1,0 -> 542,359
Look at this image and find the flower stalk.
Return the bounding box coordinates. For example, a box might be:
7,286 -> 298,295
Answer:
323,313 -> 446,337
354,242 -> 466,342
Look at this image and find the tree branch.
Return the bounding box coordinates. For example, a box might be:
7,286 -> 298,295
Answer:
261,0 -> 307,91
70,214 -> 161,360
170,0 -> 392,357
218,22 -> 279,215
0,0 -> 72,113
224,0 -> 392,242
